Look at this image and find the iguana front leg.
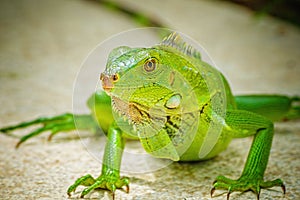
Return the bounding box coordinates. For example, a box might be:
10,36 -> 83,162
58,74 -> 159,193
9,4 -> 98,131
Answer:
211,110 -> 285,199
67,122 -> 129,199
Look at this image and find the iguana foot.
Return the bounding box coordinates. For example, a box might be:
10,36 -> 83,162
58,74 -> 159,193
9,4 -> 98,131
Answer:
0,113 -> 93,148
67,174 -> 129,199
211,175 -> 285,199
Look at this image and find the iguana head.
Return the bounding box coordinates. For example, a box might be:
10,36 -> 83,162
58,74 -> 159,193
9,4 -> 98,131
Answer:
101,46 -> 171,122
100,44 -> 183,160
100,32 -> 222,161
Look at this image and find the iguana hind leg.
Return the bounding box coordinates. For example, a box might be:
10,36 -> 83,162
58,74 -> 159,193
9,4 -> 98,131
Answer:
212,110 -> 285,199
0,113 -> 95,148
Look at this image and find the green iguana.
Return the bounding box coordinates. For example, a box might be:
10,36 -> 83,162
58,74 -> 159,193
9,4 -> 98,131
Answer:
1,32 -> 299,199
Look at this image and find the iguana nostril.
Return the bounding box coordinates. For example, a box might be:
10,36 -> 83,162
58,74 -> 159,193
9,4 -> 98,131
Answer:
100,73 -> 114,92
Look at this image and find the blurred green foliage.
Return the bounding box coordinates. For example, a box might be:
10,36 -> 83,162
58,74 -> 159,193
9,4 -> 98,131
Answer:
92,0 -> 300,28
224,0 -> 300,27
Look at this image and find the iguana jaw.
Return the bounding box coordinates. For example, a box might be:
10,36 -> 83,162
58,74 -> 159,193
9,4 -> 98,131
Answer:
101,72 -> 152,125
111,96 -> 150,125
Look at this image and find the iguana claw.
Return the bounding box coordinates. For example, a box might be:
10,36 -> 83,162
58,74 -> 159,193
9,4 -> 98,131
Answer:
210,187 -> 215,197
67,173 -> 129,199
211,175 -> 285,199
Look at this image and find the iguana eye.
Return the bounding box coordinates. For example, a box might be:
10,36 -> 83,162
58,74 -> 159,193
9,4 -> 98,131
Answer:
112,74 -> 119,82
144,58 -> 157,72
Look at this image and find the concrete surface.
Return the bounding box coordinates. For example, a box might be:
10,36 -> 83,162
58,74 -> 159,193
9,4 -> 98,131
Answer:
0,0 -> 299,199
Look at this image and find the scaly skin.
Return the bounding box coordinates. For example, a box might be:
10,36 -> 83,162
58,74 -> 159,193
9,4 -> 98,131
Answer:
67,122 -> 129,198
1,32 -> 300,199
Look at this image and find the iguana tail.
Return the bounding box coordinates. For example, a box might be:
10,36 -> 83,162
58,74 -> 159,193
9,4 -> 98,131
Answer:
284,96 -> 300,121
234,95 -> 300,122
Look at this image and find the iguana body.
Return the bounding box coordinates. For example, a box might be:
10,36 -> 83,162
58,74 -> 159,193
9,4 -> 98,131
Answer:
1,32 -> 299,199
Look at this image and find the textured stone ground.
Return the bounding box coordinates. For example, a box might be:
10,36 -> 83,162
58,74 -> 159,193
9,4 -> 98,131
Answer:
0,0 -> 299,199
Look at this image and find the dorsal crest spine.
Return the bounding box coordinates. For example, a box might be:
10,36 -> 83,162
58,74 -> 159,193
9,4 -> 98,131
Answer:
160,32 -> 201,59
